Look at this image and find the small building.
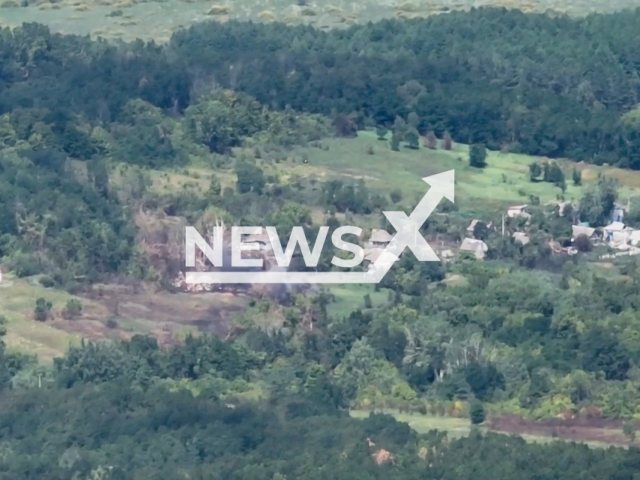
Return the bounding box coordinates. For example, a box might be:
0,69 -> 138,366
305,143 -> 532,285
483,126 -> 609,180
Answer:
571,225 -> 596,241
513,232 -> 530,245
459,238 -> 489,260
244,232 -> 273,251
364,247 -> 395,271
603,221 -> 627,243
369,229 -> 393,248
629,230 -> 640,246
440,249 -> 455,261
507,205 -> 531,220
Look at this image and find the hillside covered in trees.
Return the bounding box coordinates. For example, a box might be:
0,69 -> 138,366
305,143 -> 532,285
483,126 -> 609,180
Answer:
5,7 -> 640,478
4,9 -> 640,165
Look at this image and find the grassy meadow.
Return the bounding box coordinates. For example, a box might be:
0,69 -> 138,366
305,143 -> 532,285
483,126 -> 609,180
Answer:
280,131 -> 640,216
1,0 -> 640,42
350,409 -> 629,448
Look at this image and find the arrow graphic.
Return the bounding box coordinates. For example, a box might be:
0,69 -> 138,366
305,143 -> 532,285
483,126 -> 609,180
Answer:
185,170 -> 455,284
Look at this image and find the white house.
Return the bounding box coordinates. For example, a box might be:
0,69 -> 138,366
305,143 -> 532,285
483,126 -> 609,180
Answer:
507,205 -> 531,220
459,238 -> 489,260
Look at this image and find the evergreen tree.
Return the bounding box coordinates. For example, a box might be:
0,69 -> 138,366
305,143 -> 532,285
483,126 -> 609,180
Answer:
573,167 -> 582,186
405,127 -> 420,149
470,401 -> 486,425
442,131 -> 453,150
529,162 -> 542,182
390,132 -> 401,151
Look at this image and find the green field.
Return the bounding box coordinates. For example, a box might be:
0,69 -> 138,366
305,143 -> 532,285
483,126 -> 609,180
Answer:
350,409 -> 627,448
0,273 -> 81,362
1,0 -> 640,43
280,131 -> 640,216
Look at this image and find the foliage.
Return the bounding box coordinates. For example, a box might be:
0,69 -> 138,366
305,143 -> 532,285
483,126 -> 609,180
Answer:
469,144 -> 487,169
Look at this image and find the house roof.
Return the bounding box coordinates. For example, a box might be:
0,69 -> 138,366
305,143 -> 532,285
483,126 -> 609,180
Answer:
572,225 -> 595,238
370,229 -> 393,244
513,232 -> 530,245
245,233 -> 272,245
467,219 -> 480,232
507,205 -> 531,219
604,221 -> 627,232
460,238 -> 488,260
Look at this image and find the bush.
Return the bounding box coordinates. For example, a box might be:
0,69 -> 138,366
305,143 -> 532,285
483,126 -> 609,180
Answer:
62,299 -> 83,320
470,401 -> 486,425
39,276 -> 55,288
469,144 -> 487,168
390,189 -> 403,204
34,298 -> 53,322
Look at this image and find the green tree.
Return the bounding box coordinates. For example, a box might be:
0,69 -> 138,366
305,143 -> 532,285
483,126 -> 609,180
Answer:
34,298 -> 53,322
235,162 -> 265,194
390,132 -> 401,152
529,162 -> 542,182
469,144 -> 487,168
404,127 -> 420,149
208,175 -> 222,197
572,167 -> 582,186
623,423 -> 637,442
470,400 -> 486,424
63,299 -> 83,320
376,127 -> 388,140
390,189 -> 403,204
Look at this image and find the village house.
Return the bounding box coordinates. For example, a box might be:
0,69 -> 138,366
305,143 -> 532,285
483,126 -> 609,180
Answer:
571,225 -> 596,242
507,205 -> 531,219
459,238 -> 489,260
603,221 -> 627,243
244,232 -> 274,252
513,232 -> 530,245
466,219 -> 492,236
368,229 -> 393,248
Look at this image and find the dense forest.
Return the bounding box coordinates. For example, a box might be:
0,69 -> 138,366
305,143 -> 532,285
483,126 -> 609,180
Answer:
4,10 -> 640,165
1,324 -> 640,479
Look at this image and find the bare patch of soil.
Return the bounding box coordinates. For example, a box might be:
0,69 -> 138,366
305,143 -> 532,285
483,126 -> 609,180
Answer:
488,415 -> 635,446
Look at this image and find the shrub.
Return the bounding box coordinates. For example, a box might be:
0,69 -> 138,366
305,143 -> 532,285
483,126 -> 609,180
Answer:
470,401 -> 486,425
34,298 -> 53,322
62,299 -> 83,320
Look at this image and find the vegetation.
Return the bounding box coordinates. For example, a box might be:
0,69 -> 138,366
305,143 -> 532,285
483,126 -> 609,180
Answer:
4,8 -> 640,478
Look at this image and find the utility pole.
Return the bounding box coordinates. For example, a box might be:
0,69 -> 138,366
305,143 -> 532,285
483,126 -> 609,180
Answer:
501,214 -> 505,236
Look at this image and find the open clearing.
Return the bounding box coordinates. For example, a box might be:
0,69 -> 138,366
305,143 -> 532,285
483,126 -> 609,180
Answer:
281,131 -> 640,216
350,410 -> 632,448
0,272 -> 249,361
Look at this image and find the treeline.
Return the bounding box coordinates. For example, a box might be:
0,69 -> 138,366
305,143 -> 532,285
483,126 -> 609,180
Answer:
4,11 -> 640,165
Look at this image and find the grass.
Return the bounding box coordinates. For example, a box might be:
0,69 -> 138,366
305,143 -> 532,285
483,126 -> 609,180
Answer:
351,409 -> 472,438
284,131 -> 640,216
1,0 -> 638,43
0,273 -> 82,362
350,409 -> 627,448
326,284 -> 391,318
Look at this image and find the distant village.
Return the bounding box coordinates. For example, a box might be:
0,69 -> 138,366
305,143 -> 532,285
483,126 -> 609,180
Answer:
174,199 -> 640,293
